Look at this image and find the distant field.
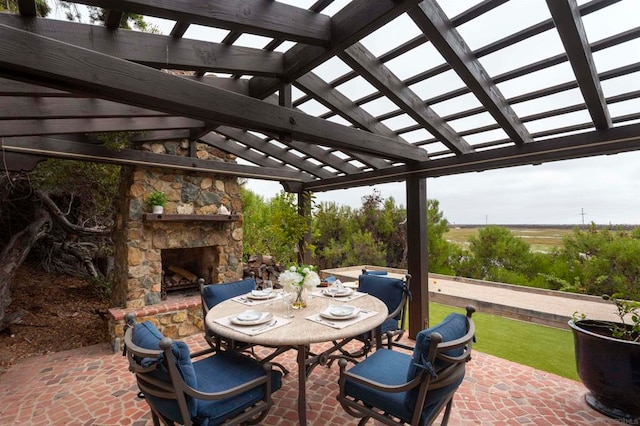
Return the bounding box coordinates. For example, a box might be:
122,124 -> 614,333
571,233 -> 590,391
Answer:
445,226 -> 573,252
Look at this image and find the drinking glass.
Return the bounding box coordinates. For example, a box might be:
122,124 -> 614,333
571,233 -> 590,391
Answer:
281,290 -> 294,318
263,280 -> 274,304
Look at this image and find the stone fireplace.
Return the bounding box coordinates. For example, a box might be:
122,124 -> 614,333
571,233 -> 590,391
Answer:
107,139 -> 244,348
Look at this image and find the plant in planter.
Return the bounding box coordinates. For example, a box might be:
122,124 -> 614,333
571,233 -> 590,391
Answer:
568,293 -> 640,422
145,190 -> 168,214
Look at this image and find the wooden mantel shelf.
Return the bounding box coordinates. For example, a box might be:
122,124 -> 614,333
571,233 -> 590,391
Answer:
142,213 -> 240,222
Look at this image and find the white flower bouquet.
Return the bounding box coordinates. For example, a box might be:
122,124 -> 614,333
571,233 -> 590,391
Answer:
278,265 -> 320,309
278,265 -> 321,289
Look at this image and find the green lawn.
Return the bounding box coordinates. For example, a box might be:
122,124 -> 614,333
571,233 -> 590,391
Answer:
427,303 -> 579,381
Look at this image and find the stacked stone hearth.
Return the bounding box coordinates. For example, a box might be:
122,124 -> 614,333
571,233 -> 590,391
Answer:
108,139 -> 244,350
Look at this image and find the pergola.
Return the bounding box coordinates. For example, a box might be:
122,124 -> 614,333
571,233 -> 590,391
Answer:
1,0 -> 639,336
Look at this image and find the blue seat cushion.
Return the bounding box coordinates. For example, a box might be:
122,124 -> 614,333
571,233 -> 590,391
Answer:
344,348 -> 463,426
344,349 -> 415,423
405,313 -> 468,410
358,274 -> 405,321
202,278 -> 256,310
131,321 -> 281,425
131,321 -> 198,421
193,351 -> 283,425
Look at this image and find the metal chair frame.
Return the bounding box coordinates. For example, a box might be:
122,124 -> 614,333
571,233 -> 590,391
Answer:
337,306 -> 476,426
198,277 -> 291,375
123,314 -> 276,426
334,271 -> 412,361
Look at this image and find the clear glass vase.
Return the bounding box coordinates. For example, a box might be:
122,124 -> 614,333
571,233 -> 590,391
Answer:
291,286 -> 306,309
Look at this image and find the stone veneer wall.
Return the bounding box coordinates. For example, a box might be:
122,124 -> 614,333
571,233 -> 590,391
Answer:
111,139 -> 244,309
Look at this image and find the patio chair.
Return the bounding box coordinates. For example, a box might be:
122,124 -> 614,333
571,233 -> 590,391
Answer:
337,305 -> 476,426
199,277 -> 257,354
123,313 -> 282,426
198,277 -> 290,374
334,271 -> 411,360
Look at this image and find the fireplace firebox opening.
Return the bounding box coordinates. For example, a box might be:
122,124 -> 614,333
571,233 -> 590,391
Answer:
161,246 -> 220,297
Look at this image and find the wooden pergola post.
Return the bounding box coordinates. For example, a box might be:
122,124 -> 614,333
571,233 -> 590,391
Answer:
297,191 -> 312,265
406,176 -> 429,338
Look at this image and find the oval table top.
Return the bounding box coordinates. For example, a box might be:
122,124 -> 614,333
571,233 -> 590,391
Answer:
204,290 -> 388,347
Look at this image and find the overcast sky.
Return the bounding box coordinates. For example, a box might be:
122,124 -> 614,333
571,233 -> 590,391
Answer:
245,149 -> 640,225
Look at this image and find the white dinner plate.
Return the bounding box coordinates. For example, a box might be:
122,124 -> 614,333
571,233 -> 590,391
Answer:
319,305 -> 359,320
322,287 -> 353,297
230,311 -> 272,326
247,290 -> 277,300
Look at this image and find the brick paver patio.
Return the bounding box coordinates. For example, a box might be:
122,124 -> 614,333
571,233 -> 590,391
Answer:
0,332 -> 619,425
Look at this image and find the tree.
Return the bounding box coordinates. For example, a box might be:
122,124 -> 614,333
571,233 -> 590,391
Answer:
240,188 -> 310,265
554,225 -> 640,299
0,4 -> 152,328
460,225 -> 536,283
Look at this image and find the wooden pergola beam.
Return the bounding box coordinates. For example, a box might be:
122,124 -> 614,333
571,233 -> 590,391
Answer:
0,24 -> 428,163
17,0 -> 36,16
303,123 -> 640,191
213,126 -> 335,179
0,14 -> 283,77
546,0 -> 612,129
409,1 -> 532,146
295,72 -> 398,169
2,136 -> 308,182
249,0 -> 423,99
0,97 -> 168,119
72,0 -> 331,45
0,116 -> 203,138
340,42 -> 473,155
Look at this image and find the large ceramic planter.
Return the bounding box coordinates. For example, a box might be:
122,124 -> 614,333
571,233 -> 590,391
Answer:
568,319 -> 640,422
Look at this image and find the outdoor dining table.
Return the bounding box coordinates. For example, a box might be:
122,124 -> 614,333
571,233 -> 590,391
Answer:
204,288 -> 388,425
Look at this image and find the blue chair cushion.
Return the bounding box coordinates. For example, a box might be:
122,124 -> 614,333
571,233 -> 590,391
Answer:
405,313 -> 468,410
344,349 -> 415,423
202,278 -> 256,310
192,351 -> 283,425
131,321 -> 198,421
358,274 -> 405,321
344,347 -> 464,425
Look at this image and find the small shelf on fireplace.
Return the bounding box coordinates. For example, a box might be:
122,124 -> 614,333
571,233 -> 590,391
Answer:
142,213 -> 240,222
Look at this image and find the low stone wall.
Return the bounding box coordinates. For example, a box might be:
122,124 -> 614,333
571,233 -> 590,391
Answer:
108,294 -> 203,353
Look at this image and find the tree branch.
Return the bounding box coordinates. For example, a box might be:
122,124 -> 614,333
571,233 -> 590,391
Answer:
36,190 -> 111,236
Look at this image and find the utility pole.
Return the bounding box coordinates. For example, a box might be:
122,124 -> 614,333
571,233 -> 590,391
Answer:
580,208 -> 586,225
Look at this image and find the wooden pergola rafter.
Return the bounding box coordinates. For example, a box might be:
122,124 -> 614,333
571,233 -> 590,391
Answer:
1,0 -> 639,335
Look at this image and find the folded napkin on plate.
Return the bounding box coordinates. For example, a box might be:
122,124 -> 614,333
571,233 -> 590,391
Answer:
306,309 -> 378,329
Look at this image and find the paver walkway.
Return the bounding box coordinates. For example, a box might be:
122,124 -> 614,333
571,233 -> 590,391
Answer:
0,333 -> 619,425
324,268 -> 621,325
